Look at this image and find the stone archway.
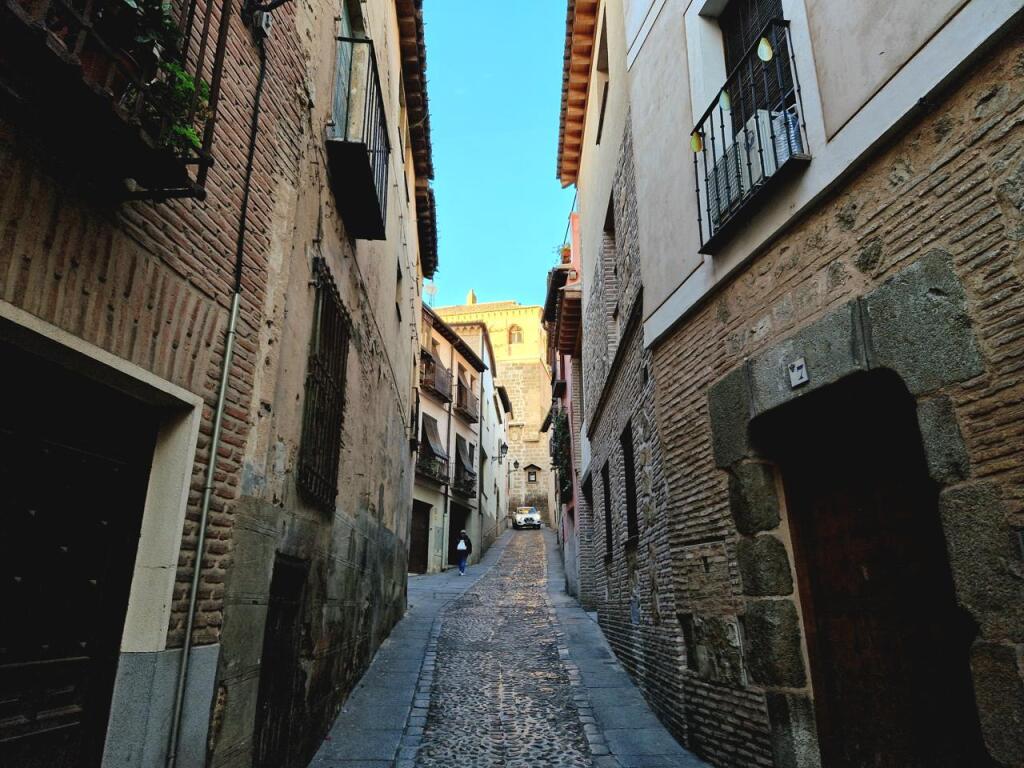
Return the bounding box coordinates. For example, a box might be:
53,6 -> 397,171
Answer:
706,251 -> 1021,767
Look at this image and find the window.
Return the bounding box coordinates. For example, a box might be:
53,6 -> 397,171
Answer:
691,0 -> 805,252
395,259 -> 403,321
620,421 -> 639,542
330,1 -> 355,137
509,325 -> 524,345
602,197 -> 619,350
298,257 -> 350,511
595,12 -> 610,145
719,0 -> 784,73
601,462 -> 613,557
528,469 -> 537,483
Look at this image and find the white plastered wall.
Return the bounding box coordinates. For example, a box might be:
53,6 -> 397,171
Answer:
621,0 -> 1024,346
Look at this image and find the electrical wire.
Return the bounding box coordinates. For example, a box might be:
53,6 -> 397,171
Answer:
561,188 -> 578,246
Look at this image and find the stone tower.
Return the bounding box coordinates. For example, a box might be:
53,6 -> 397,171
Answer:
436,299 -> 554,523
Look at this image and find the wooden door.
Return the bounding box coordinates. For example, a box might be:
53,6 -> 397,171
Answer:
0,341 -> 157,767
764,372 -> 990,768
409,501 -> 431,574
254,555 -> 307,768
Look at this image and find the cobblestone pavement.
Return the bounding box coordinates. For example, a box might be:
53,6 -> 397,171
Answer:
415,530 -> 592,768
309,528 -> 705,768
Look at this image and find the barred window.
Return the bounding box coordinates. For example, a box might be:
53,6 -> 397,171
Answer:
298,258 -> 350,511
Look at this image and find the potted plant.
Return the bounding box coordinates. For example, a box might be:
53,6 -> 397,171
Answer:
145,59 -> 211,155
559,243 -> 571,264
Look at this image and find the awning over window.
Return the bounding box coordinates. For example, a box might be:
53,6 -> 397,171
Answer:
455,436 -> 475,475
422,416 -> 447,459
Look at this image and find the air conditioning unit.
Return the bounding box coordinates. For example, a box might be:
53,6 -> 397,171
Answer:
707,108 -> 803,230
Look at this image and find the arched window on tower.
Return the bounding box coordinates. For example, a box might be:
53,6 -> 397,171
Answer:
509,325 -> 523,345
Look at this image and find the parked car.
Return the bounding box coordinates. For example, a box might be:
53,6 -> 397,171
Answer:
513,506 -> 541,529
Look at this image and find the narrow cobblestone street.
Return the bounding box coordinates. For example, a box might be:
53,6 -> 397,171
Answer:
310,529 -> 705,768
416,531 -> 591,768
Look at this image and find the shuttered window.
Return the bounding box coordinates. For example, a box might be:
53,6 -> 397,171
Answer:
298,258 -> 350,511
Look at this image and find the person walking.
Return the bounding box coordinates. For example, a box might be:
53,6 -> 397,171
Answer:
456,530 -> 472,575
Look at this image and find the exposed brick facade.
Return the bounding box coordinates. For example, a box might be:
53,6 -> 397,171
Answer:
0,0 -> 432,763
577,28 -> 1024,768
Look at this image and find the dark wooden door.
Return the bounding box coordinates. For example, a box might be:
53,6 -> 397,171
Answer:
766,372 -> 990,768
0,340 -> 158,767
409,501 -> 431,574
254,555 -> 307,768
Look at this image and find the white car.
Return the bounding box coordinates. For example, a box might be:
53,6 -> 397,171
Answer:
513,507 -> 541,529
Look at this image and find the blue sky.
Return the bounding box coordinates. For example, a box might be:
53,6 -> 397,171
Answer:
422,0 -> 575,308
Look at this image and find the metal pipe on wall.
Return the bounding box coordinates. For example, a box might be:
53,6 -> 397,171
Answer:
166,23 -> 269,768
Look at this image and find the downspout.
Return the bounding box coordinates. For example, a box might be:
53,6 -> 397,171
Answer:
476,332 -> 485,554
441,343 -> 455,569
166,28 -> 269,768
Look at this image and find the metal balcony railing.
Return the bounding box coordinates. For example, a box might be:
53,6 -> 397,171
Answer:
325,35 -> 390,240
1,0 -> 228,198
691,19 -> 809,254
454,385 -> 479,424
419,354 -> 452,403
416,453 -> 449,485
452,466 -> 476,498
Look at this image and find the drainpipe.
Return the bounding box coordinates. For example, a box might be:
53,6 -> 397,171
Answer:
441,342 -> 455,570
476,332 -> 485,553
166,25 -> 269,768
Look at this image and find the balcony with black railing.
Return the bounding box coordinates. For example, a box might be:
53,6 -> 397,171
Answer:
0,0 -> 226,199
690,19 -> 809,254
416,452 -> 449,485
419,352 -> 452,403
325,35 -> 390,240
453,384 -> 479,424
452,465 -> 476,498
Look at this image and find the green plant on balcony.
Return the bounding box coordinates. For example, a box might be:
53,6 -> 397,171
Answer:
147,59 -> 210,153
551,408 -> 573,504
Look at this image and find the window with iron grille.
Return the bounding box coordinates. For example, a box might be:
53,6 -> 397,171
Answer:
298,258 -> 350,512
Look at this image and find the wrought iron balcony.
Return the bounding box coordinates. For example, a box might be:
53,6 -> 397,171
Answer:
453,384 -> 479,424
415,452 -> 449,485
0,0 -> 226,199
452,466 -> 476,498
420,352 -> 452,403
325,36 -> 390,240
690,19 -> 809,254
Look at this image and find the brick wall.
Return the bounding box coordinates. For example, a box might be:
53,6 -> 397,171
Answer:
579,114 -> 708,752
1,0 -> 424,762
0,0 -> 306,649
585,24 -> 1024,768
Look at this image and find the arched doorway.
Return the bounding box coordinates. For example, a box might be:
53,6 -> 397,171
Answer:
752,370 -> 990,767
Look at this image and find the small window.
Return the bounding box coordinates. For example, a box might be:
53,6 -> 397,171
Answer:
528,469 -> 537,483
601,462 -> 613,557
509,325 -> 524,345
298,258 -> 350,511
620,421 -> 638,541
595,12 -> 610,145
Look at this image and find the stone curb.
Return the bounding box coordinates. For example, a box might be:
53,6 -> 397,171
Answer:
545,594 -> 617,768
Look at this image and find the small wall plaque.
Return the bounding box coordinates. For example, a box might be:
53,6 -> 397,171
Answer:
787,357 -> 809,388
